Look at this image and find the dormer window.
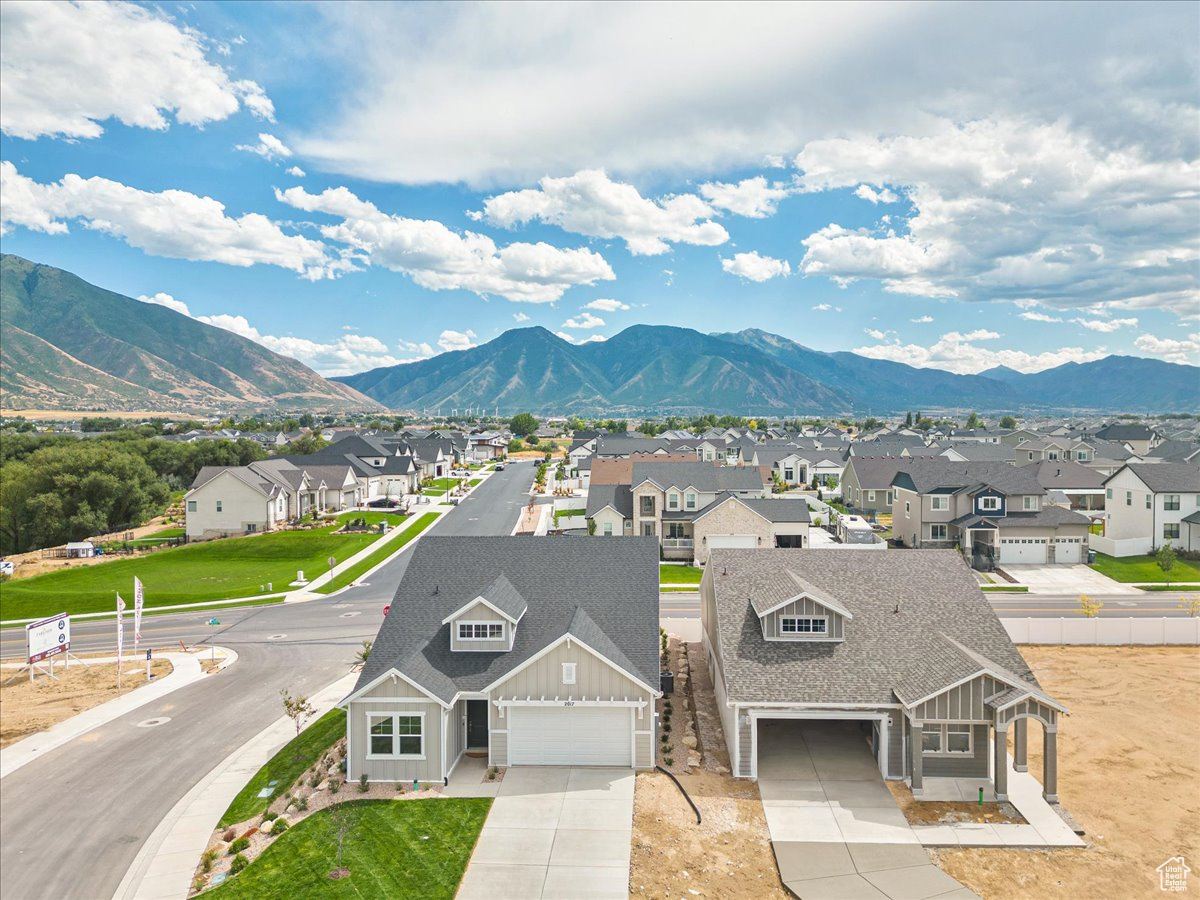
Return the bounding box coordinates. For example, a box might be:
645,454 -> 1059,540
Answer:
780,616 -> 827,635
668,492 -> 679,510
1023,496 -> 1039,511
979,496 -> 1001,511
458,622 -> 504,641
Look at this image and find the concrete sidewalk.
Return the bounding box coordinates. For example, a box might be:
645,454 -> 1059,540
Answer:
0,648 -> 236,780
113,670 -> 358,900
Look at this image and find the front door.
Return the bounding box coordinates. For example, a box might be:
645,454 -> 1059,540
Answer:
467,699 -> 489,749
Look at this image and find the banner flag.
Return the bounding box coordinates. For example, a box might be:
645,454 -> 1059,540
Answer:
116,593 -> 126,657
133,577 -> 144,649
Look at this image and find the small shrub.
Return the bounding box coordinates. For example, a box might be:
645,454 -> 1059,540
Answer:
229,853 -> 250,875
359,773 -> 369,792
396,782 -> 405,792
272,817 -> 289,835
222,827 -> 236,843
339,759 -> 348,775
193,876 -> 206,894
227,836 -> 250,855
261,810 -> 278,823
309,773 -> 321,788
330,779 -> 341,794
662,722 -> 671,734
200,849 -> 218,873
295,795 -> 309,811
664,756 -> 674,766
661,732 -> 669,744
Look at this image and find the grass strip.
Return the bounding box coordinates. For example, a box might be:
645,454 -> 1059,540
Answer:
219,709 -> 347,828
659,564 -> 702,584
1089,552 -> 1200,584
314,513 -> 440,594
981,585 -> 1030,593
1136,584 -> 1200,592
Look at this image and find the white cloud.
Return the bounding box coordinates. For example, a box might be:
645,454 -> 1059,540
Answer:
853,330 -> 1107,374
474,169 -> 727,256
236,133 -> 292,160
1133,333 -> 1200,364
721,251 -> 791,282
513,312 -> 530,322
555,331 -> 606,345
438,329 -> 477,352
278,183 -> 614,301
584,298 -> 630,312
397,339 -> 435,357
698,176 -> 791,218
1019,311 -> 1063,323
1071,316 -> 1138,332
854,184 -> 900,204
0,0 -> 273,140
137,292 -> 191,316
1,161 -> 330,276
286,166 -> 306,177
910,315 -> 934,323
795,118 -> 1199,317
811,303 -> 841,312
561,312 -> 605,330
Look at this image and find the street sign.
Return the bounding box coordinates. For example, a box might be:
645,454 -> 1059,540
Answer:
27,612 -> 70,664
207,617 -> 220,626
327,556 -> 336,568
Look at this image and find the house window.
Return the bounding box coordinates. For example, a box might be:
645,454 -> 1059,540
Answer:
640,496 -> 655,516
905,501 -> 911,514
930,524 -> 948,541
667,522 -> 688,538
784,467 -> 794,481
780,616 -> 828,635
921,725 -> 941,754
1164,494 -> 1181,511
561,662 -> 577,685
946,725 -> 973,754
1146,494 -> 1152,509
216,500 -> 223,512
1126,491 -> 1132,506
1077,451 -> 1089,461
979,496 -> 1001,511
1106,488 -> 1112,500
685,492 -> 697,510
922,724 -> 973,755
1048,451 -> 1059,460
867,491 -> 876,503
458,622 -> 504,641
603,522 -> 613,536
668,492 -> 679,510
1023,496 -> 1039,510
368,713 -> 424,758
246,523 -> 257,533
642,522 -> 655,537
187,500 -> 197,512
886,492 -> 893,506
930,496 -> 949,511
1164,523 -> 1181,540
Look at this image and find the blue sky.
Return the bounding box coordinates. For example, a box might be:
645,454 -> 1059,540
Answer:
1,1 -> 1197,376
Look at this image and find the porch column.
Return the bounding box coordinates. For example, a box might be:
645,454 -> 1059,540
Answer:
1043,726 -> 1059,803
1013,718 -> 1028,772
993,725 -> 1008,801
909,719 -> 923,795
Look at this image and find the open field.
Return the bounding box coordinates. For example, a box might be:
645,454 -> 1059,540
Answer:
1,658 -> 173,748
1090,552 -> 1200,583
206,799 -> 491,899
932,646 -> 1200,899
0,526 -> 383,620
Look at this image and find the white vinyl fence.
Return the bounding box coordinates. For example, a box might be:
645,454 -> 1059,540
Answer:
1002,617 -> 1200,646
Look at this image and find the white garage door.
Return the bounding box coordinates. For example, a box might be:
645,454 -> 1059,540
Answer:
707,534 -> 758,550
1054,538 -> 1083,563
508,706 -> 632,766
999,538 -> 1048,564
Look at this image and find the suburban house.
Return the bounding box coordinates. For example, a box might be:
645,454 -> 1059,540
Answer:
1097,463 -> 1200,555
842,456 -> 910,518
287,434 -> 421,500
183,458 -> 360,539
339,536 -> 661,781
701,549 -> 1066,803
890,459 -> 1092,568
1094,423 -> 1162,456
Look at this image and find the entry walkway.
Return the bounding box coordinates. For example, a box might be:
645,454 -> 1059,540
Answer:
457,767 -> 633,900
757,720 -> 978,900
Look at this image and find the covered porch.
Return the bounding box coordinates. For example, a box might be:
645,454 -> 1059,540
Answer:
661,516 -> 695,560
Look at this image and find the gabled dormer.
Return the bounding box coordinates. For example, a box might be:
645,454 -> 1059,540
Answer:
751,571 -> 850,642
441,574 -> 527,652
973,486 -> 1006,517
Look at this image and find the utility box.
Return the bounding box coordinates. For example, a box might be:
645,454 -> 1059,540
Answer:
660,670 -> 674,695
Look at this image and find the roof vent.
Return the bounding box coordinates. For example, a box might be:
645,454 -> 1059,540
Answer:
893,603 -> 900,615
434,585 -> 439,595
722,566 -> 728,576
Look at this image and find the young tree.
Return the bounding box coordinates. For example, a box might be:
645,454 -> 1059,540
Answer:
355,640 -> 372,664
280,690 -> 317,735
1077,593 -> 1103,618
904,411 -> 913,428
508,412 -> 539,436
999,415 -> 1018,430
965,411 -> 984,430
1156,542 -> 1177,588
329,802 -> 356,868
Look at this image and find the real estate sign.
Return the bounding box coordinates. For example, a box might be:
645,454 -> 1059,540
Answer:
27,612 -> 70,664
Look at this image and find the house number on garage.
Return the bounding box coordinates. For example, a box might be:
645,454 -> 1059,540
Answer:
563,700 -> 576,706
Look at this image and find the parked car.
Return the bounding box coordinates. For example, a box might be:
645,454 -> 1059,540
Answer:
495,463 -> 506,471
368,498 -> 401,508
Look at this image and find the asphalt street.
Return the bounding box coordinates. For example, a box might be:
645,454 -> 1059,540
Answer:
0,462 -> 540,900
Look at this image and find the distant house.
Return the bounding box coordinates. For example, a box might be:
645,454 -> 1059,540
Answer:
1098,463 -> 1200,555
1094,423 -> 1162,456
842,456 -> 909,517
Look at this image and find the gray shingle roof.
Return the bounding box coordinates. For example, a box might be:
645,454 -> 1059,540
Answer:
708,549 -> 1042,706
993,507 -> 1092,528
586,484 -> 633,519
1149,440 -> 1200,462
632,461 -> 767,493
351,536 -> 661,703
846,457 -> 911,490
1025,460 -> 1106,490
474,573 -> 528,621
943,443 -> 1017,462
891,459 -> 1044,496
1106,463 -> 1200,493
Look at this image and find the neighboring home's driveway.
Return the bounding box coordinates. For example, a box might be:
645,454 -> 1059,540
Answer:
997,563 -> 1139,595
758,720 -> 978,900
457,767 -> 633,900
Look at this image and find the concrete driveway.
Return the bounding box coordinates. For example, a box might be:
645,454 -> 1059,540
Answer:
758,720 -> 978,899
996,563 -> 1139,595
457,767 -> 633,900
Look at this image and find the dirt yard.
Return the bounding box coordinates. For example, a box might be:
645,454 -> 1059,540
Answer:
933,646 -> 1200,900
1,658 -> 173,747
887,780 -> 1025,825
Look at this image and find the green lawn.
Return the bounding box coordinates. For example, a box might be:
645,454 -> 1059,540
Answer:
220,709 -> 347,828
981,585 -> 1029,593
0,526 -> 383,621
124,527 -> 186,548
207,799 -> 491,899
468,478 -> 483,487
660,564 -> 702,585
1089,552 -> 1200,584
333,510 -> 408,529
421,477 -> 461,493
552,507 -> 585,522
315,513 -> 440,594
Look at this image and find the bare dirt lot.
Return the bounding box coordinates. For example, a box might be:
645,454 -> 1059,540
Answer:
1,658 -> 173,747
933,646 -> 1200,900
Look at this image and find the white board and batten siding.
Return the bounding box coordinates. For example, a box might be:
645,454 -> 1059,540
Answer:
449,601 -> 511,653
489,640 -> 655,768
347,674 -> 446,784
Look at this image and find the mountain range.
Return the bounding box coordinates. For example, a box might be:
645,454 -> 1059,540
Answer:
337,324 -> 1200,414
0,255 -> 382,414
